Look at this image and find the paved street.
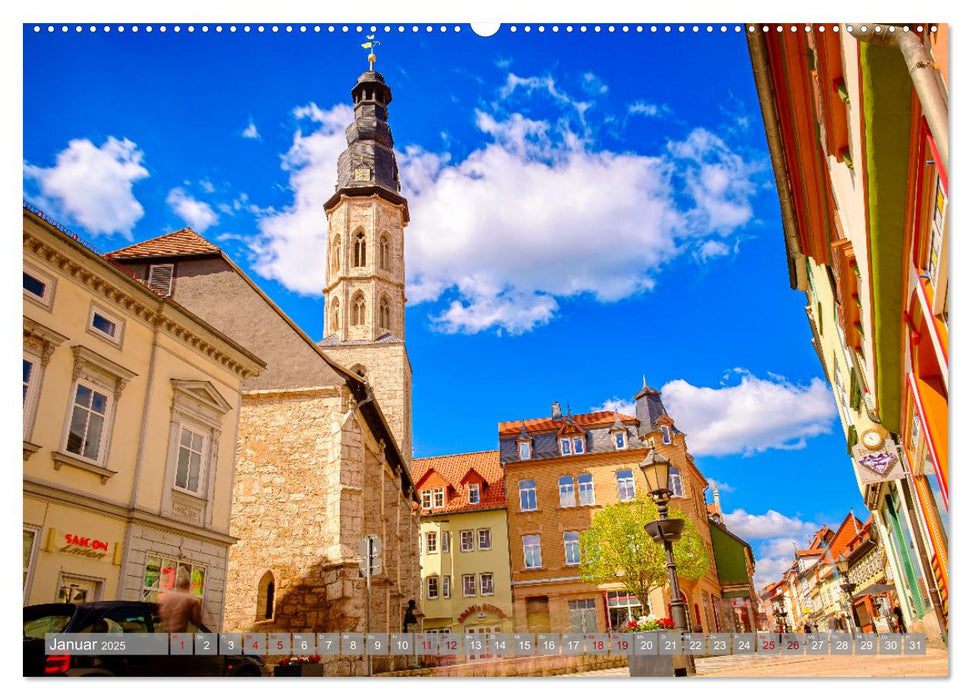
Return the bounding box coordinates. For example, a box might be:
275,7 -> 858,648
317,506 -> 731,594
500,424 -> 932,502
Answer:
566,648 -> 948,677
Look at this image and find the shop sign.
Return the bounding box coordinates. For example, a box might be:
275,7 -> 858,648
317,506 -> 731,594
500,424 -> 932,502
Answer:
58,533 -> 112,560
852,437 -> 906,485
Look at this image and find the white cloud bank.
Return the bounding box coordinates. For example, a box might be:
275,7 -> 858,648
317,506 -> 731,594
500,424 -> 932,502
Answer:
166,187 -> 219,232
248,74 -> 762,334
723,508 -> 820,587
24,137 -> 149,237
661,371 -> 837,457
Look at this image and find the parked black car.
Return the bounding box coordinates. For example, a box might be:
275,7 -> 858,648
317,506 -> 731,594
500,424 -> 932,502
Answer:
24,601 -> 266,677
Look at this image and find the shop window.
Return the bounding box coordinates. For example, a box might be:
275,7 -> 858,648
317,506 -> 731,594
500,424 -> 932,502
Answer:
142,554 -> 206,603
606,590 -> 645,630
568,599 -> 597,633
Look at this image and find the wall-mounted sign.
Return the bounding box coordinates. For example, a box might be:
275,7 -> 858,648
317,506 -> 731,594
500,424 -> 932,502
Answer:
58,533 -> 112,560
852,438 -> 906,485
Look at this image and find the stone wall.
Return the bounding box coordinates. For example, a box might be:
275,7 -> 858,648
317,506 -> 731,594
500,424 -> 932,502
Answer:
222,385 -> 419,674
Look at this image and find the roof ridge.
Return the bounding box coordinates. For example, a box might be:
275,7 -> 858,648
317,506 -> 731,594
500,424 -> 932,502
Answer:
413,449 -> 501,460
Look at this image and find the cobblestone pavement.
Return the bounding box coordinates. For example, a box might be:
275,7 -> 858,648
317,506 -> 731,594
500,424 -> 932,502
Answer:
566,648 -> 948,677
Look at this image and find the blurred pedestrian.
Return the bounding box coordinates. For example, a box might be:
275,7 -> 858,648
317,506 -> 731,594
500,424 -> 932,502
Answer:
159,574 -> 203,633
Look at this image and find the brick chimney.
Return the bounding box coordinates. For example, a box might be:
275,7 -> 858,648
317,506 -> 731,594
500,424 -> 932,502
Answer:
551,401 -> 562,420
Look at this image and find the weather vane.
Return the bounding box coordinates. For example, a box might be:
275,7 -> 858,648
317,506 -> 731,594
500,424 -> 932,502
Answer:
361,35 -> 380,70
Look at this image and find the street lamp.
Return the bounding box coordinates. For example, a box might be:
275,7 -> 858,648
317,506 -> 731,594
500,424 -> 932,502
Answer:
773,603 -> 788,633
639,449 -> 689,632
834,555 -> 859,635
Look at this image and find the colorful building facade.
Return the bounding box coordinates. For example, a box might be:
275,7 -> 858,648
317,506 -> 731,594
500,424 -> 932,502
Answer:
413,451 -> 514,658
748,24 -> 948,644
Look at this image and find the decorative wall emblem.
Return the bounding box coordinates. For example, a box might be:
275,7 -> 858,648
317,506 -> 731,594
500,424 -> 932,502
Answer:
858,450 -> 897,476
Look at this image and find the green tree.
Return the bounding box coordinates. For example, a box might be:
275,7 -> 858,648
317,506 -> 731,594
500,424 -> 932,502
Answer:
579,494 -> 709,615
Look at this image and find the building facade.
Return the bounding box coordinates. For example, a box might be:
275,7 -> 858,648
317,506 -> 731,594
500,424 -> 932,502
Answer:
104,65 -> 422,673
412,451 -> 514,659
23,204 -> 265,630
706,499 -> 758,633
749,24 -> 948,645
501,385 -> 723,635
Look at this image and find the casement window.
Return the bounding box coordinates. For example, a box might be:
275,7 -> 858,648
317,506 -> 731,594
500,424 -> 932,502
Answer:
661,426 -> 672,445
563,531 -> 581,566
23,526 -> 41,590
572,437 -> 585,454
462,574 -> 476,597
432,487 -> 445,509
577,473 -> 595,506
477,528 -> 492,550
426,532 -> 438,554
65,381 -> 111,463
426,576 -> 439,599
441,531 -> 451,553
468,483 -> 480,505
88,305 -> 124,346
460,530 -> 474,552
558,475 -> 576,508
616,470 -> 636,502
518,441 -> 531,460
421,490 -> 432,510
568,599 -> 598,633
142,554 -> 206,603
147,264 -> 174,296
173,426 -> 206,495
442,575 -> 451,599
560,438 -> 572,456
523,534 -> 543,569
519,479 -> 537,511
614,431 -> 627,449
669,467 -> 685,498
23,263 -> 55,309
480,573 -> 494,596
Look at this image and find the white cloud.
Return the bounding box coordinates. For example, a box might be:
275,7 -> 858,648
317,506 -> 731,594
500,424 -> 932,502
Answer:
590,398 -> 636,416
660,370 -> 837,456
242,118 -> 261,140
628,101 -> 670,118
248,76 -> 761,330
247,103 -> 353,294
166,188 -> 219,232
24,137 -> 148,237
695,239 -> 731,263
723,508 -> 816,541
581,72 -> 609,95
199,179 -> 215,193
707,479 -> 734,493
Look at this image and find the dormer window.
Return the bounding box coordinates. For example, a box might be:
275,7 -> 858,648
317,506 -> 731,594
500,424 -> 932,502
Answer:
468,483 -> 480,505
614,431 -> 627,449
560,438 -> 571,456
432,487 -> 445,509
518,441 -> 531,460
572,437 -> 585,454
661,426 -> 672,445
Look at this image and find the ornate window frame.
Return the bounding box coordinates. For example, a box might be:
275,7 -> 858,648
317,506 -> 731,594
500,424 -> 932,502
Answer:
23,261 -> 56,310
23,318 -> 67,448
160,380 -> 231,528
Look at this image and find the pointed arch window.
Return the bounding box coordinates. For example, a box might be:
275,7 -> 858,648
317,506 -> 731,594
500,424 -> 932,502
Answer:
379,296 -> 391,330
257,571 -> 275,621
331,234 -> 342,274
354,231 -> 367,267
331,298 -> 341,333
379,234 -> 391,271
352,293 -> 367,326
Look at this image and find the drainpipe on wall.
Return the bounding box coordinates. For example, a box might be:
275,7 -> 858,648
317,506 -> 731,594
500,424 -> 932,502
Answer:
851,26 -> 949,172
746,29 -> 807,291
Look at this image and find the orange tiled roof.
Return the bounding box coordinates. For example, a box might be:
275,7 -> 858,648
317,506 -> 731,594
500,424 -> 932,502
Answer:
411,450 -> 504,515
498,411 -> 637,438
107,228 -> 221,259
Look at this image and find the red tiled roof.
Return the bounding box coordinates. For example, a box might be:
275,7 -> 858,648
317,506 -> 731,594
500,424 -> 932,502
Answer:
411,450 -> 504,515
107,228 -> 221,259
498,411 -> 637,438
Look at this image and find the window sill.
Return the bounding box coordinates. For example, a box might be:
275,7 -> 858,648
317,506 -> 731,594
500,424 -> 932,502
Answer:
52,451 -> 117,484
519,509 -> 542,515
23,440 -> 41,460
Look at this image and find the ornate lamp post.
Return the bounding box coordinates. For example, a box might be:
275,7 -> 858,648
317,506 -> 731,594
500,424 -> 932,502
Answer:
773,602 -> 788,633
835,555 -> 859,635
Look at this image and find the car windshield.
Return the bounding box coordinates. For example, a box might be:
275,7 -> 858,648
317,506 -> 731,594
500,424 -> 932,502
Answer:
24,605 -> 75,639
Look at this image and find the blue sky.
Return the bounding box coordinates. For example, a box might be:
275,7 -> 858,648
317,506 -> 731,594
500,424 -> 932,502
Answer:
22,22 -> 868,585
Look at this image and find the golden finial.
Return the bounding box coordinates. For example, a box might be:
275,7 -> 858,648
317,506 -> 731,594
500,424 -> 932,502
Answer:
361,35 -> 380,70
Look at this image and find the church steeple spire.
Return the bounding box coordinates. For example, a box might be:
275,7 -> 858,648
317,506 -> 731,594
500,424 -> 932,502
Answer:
324,68 -> 408,220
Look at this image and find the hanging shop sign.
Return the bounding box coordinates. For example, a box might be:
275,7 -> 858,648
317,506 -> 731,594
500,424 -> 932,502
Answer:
852,433 -> 907,485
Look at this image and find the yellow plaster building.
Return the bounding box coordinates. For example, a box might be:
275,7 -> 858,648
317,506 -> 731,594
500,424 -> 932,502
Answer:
23,204 -> 265,630
412,451 -> 514,653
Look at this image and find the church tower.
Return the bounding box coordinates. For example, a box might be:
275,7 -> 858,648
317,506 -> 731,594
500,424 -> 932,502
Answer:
319,63 -> 412,461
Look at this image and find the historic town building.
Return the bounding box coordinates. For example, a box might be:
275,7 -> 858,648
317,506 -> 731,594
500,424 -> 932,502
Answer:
23,203 -> 265,630
412,450 -> 514,659
500,384 -> 724,635
106,65 -> 421,673
706,491 -> 758,632
749,25 -> 948,644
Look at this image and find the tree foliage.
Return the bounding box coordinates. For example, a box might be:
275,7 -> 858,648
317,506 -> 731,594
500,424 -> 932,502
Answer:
579,494 -> 710,609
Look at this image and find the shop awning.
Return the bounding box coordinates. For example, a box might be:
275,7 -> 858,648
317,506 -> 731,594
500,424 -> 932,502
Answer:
853,583 -> 895,599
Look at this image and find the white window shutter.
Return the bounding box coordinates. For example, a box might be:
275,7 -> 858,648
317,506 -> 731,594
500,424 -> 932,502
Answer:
148,264 -> 174,296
